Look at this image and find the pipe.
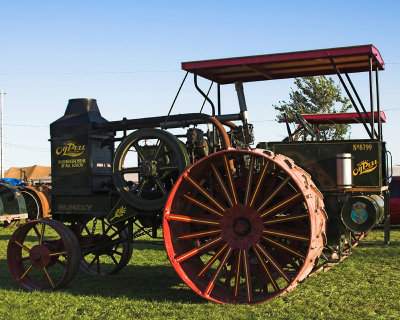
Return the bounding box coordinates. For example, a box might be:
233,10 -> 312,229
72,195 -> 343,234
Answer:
94,113 -> 231,149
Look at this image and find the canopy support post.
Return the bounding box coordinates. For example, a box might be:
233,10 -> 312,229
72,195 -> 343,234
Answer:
369,57 -> 375,139
330,57 -> 373,139
194,74 -> 215,116
376,66 -> 382,141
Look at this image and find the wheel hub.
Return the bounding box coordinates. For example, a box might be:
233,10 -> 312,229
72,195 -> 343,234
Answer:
219,204 -> 264,249
233,217 -> 251,236
140,160 -> 158,177
29,245 -> 51,268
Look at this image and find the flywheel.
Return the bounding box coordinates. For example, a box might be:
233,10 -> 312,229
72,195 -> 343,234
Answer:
113,128 -> 190,211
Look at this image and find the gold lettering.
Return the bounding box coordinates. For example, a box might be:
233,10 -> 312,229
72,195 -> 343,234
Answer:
353,160 -> 378,176
56,141 -> 86,157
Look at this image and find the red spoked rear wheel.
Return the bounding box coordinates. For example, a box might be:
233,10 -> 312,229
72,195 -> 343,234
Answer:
163,149 -> 326,304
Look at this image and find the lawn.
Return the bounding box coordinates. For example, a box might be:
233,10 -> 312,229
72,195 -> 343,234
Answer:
0,226 -> 399,320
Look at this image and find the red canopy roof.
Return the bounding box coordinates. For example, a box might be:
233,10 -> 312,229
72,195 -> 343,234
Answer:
182,45 -> 384,84
302,111 -> 386,125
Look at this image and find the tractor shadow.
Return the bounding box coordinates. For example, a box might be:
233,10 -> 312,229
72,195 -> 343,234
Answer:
0,258 -> 204,303
68,264 -> 205,303
0,239 -> 205,304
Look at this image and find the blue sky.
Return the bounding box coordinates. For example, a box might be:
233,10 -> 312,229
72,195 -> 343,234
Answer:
1,0 -> 400,171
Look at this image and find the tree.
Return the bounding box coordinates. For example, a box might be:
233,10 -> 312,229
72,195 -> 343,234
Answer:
274,76 -> 352,140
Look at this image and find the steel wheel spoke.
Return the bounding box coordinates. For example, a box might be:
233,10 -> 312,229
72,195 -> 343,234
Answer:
39,223 -> 46,244
153,140 -> 165,160
87,255 -> 97,268
223,155 -> 238,205
204,247 -> 233,296
257,177 -> 291,212
178,229 -> 221,240
255,243 -> 291,283
158,165 -> 179,171
32,225 -> 41,239
154,177 -> 168,195
175,236 -> 223,263
20,264 -> 33,280
14,240 -> 31,253
101,219 -> 106,234
184,175 -> 226,213
83,225 -> 92,235
49,251 -> 67,257
122,167 -> 140,174
183,194 -> 224,217
43,267 -> 55,288
244,155 -> 255,205
262,235 -> 306,260
249,160 -> 270,207
133,142 -> 147,160
259,192 -> 303,218
263,213 -> 309,226
168,214 -> 219,226
242,249 -> 252,304
96,257 -> 101,274
136,178 -> 149,197
112,250 -> 123,256
104,223 -> 112,235
253,246 -> 280,292
211,163 -> 234,207
233,249 -> 242,299
111,254 -> 119,265
197,243 -> 228,277
262,229 -> 309,242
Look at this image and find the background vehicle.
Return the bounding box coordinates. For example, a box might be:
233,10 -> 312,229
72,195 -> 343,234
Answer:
389,168 -> 400,224
6,44 -> 391,305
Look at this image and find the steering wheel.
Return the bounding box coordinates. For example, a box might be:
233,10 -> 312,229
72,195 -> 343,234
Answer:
295,112 -> 316,138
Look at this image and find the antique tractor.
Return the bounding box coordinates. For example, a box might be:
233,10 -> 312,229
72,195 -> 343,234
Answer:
6,45 -> 390,305
0,182 -> 28,227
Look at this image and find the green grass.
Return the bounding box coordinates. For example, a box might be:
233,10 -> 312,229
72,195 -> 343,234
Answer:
0,226 -> 399,320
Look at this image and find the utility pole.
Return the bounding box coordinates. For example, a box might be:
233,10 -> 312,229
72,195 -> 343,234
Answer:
0,90 -> 5,178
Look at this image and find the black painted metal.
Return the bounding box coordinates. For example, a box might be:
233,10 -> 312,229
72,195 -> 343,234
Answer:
330,57 -> 373,139
384,190 -> 391,244
271,140 -> 383,189
194,74 -> 215,116
93,113 -> 241,132
345,73 -> 378,138
165,71 -> 188,124
369,57 -> 375,139
50,98 -> 115,220
376,66 -> 382,141
217,84 -> 221,115
199,81 -> 213,113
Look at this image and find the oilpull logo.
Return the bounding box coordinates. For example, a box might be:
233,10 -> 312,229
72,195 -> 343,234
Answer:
353,159 -> 378,176
56,141 -> 86,157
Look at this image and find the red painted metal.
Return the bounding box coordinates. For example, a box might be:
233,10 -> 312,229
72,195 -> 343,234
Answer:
302,111 -> 386,125
7,219 -> 80,290
182,45 -> 384,84
163,149 -> 327,304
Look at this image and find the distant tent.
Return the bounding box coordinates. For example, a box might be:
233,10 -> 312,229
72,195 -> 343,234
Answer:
4,165 -> 51,182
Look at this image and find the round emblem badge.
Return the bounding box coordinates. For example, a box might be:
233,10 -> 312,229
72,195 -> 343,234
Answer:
350,201 -> 368,224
